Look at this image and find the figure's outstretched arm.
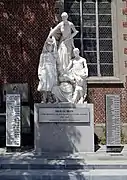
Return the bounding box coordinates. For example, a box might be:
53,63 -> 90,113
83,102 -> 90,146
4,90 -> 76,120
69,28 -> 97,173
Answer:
47,24 -> 60,38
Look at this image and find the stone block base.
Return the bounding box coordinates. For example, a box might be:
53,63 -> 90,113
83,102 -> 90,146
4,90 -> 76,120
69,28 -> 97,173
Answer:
34,103 -> 94,153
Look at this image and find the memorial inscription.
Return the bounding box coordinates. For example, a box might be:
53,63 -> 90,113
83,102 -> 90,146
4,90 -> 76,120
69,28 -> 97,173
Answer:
39,107 -> 90,123
106,94 -> 121,147
6,94 -> 21,147
34,103 -> 94,152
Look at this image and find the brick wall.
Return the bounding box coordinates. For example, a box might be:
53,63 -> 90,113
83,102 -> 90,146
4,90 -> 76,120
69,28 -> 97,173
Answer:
88,82 -> 127,123
1,0 -> 127,124
0,0 -> 56,102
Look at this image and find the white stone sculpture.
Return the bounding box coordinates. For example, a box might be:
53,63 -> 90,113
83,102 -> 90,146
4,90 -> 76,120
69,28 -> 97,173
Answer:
37,12 -> 88,104
37,36 -> 58,103
47,12 -> 78,74
52,73 -> 74,103
67,48 -> 88,104
52,48 -> 88,104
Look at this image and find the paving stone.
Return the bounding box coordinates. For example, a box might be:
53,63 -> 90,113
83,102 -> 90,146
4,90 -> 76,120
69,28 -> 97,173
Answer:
1,169 -> 127,180
0,170 -> 90,180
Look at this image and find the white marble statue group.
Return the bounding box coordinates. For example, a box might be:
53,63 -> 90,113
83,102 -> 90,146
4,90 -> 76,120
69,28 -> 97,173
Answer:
37,12 -> 88,104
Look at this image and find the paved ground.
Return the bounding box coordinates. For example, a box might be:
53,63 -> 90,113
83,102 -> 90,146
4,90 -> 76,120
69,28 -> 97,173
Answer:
0,145 -> 127,165
0,145 -> 127,179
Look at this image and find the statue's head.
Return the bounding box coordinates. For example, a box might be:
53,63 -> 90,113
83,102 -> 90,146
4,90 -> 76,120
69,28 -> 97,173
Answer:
46,42 -> 53,52
61,12 -> 68,22
73,48 -> 80,58
45,38 -> 54,52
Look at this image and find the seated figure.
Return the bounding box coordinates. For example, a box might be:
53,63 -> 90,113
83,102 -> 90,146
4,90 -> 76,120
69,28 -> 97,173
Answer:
65,48 -> 88,103
52,48 -> 88,104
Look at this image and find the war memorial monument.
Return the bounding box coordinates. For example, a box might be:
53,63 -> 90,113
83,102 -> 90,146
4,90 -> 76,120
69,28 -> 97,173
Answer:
3,11 -> 125,180
34,12 -> 94,153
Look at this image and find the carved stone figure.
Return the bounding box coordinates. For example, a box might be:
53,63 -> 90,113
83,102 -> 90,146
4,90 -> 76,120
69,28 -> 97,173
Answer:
52,73 -> 74,103
52,48 -> 88,104
67,48 -> 88,103
37,36 -> 58,103
37,12 -> 88,104
47,12 -> 78,74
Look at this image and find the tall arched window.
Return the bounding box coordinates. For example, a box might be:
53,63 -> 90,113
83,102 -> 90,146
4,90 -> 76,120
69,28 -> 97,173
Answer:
64,0 -> 113,77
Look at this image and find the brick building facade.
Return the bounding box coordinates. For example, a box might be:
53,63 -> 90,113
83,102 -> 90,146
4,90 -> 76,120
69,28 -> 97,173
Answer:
0,0 -> 127,145
0,0 -> 56,102
55,0 -> 127,126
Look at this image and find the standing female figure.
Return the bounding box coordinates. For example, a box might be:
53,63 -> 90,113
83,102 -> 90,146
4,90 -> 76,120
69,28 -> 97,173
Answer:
37,37 -> 58,103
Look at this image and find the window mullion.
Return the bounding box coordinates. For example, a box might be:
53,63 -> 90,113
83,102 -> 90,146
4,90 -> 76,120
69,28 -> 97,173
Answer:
80,0 -> 84,57
96,0 -> 101,76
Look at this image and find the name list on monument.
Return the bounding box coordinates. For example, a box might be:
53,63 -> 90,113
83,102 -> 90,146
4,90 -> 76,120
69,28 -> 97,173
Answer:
39,107 -> 90,122
106,94 -> 121,146
6,94 -> 21,147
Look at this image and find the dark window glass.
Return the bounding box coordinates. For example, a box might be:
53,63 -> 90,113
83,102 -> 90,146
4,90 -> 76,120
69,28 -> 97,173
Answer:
99,40 -> 112,51
83,0 -> 96,2
88,65 -> 97,76
99,15 -> 111,26
64,0 -> 113,77
84,40 -> 96,51
98,3 -> 111,14
99,0 -> 111,2
65,0 -> 80,2
68,14 -> 80,26
84,52 -> 97,63
100,65 -> 113,76
74,39 -> 81,50
83,27 -> 96,38
99,27 -> 112,38
100,52 -> 113,63
83,3 -> 96,14
83,15 -> 96,26
65,2 -> 80,13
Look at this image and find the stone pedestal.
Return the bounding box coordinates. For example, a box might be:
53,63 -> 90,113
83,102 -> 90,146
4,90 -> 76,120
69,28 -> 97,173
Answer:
34,103 -> 94,153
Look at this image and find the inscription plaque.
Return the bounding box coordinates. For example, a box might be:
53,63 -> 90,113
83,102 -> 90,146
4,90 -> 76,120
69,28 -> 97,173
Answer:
6,94 -> 21,147
39,107 -> 90,122
106,94 -> 121,147
3,83 -> 28,102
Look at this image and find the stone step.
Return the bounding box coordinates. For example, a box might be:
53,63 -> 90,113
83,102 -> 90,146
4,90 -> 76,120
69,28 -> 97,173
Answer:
0,163 -> 84,170
0,169 -> 127,180
1,159 -> 127,170
1,150 -> 127,170
0,169 -> 89,180
79,152 -> 127,160
87,164 -> 127,170
0,157 -> 85,170
89,169 -> 127,177
1,163 -> 127,170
